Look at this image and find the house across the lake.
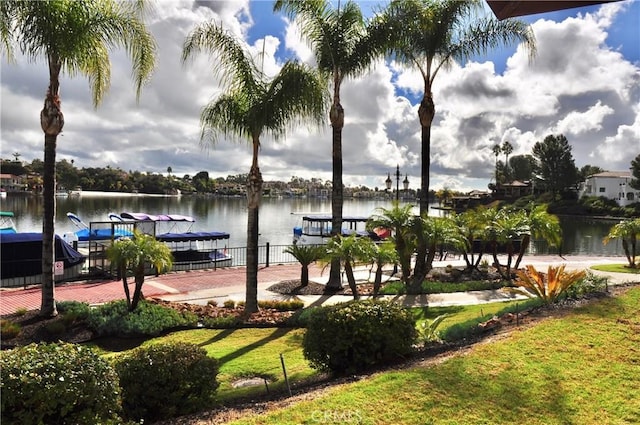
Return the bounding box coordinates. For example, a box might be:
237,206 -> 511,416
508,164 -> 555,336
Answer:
579,171 -> 636,207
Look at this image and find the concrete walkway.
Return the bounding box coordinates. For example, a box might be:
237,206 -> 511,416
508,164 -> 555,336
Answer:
1,255 -> 636,316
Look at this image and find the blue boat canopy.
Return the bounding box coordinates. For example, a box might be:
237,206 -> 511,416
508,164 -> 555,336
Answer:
156,231 -> 230,242
0,233 -> 85,279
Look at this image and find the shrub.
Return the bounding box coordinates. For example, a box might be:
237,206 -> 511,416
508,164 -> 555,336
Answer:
87,300 -> 197,337
223,299 -> 236,309
507,264 -> 586,304
303,300 -> 416,374
1,342 -> 122,424
202,314 -> 241,328
114,342 -> 220,422
258,299 -> 305,311
417,314 -> 449,345
0,319 -> 21,340
565,270 -> 609,299
287,306 -> 321,327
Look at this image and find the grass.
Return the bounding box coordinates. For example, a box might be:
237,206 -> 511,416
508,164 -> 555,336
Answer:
93,298 -> 536,404
591,263 -> 640,274
218,287 -> 640,424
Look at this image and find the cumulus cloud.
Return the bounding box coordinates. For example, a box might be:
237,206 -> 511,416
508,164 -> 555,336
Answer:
1,0 -> 638,193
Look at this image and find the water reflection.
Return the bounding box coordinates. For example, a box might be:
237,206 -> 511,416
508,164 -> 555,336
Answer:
2,193 -> 624,256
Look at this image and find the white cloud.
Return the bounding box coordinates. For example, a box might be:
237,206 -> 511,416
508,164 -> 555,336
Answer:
1,0 -> 639,192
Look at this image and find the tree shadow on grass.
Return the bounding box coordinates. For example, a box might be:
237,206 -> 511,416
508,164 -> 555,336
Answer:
194,327 -> 296,367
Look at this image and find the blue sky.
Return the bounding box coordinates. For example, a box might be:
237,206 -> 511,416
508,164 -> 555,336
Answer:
1,0 -> 639,192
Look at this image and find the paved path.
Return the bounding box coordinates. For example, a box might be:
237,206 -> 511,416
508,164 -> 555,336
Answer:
1,255 -> 635,316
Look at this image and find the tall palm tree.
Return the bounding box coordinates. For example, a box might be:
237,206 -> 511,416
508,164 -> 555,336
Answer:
502,140 -> 514,181
492,143 -> 502,184
182,22 -> 327,313
274,0 -> 390,289
382,0 -> 536,286
1,0 -> 156,317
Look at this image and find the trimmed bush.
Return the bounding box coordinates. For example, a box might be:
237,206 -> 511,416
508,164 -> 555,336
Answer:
303,300 -> 417,374
87,300 -> 198,337
1,342 -> 122,424
114,342 -> 220,422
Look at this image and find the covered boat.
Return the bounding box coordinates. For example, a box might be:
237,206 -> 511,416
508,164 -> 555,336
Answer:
115,212 -> 232,270
0,233 -> 86,288
292,215 -> 383,245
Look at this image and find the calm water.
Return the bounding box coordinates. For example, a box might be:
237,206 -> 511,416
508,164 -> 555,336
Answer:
1,192 -> 625,256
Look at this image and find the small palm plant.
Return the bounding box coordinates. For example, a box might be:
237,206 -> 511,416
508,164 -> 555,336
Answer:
325,235 -> 370,299
106,230 -> 173,311
283,244 -> 326,287
507,264 -> 586,304
603,218 -> 640,269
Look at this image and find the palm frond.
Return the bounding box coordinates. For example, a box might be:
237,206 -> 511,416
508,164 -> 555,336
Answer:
182,21 -> 259,94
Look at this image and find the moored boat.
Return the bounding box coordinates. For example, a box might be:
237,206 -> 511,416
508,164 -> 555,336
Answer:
114,212 -> 233,270
0,232 -> 86,288
292,214 -> 385,245
0,211 -> 17,234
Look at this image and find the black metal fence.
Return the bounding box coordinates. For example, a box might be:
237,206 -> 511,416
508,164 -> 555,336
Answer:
224,243 -> 301,268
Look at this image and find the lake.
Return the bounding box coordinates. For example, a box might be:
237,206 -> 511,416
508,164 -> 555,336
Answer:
1,191 -> 626,256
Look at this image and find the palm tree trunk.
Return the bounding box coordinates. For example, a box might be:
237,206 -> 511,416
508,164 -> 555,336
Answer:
245,162 -> 262,314
413,93 -> 435,291
344,260 -> 358,300
514,235 -> 531,269
131,266 -> 145,311
328,100 -> 344,290
39,57 -> 64,318
373,264 -> 383,297
301,264 -> 309,287
40,133 -> 57,317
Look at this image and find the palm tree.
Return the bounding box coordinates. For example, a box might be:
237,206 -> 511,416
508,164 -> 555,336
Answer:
182,22 -> 327,313
604,218 -> 640,268
411,215 -> 464,293
492,143 -> 502,184
502,140 -> 514,181
513,203 -> 562,269
274,0 -> 390,289
367,202 -> 417,284
1,0 -> 156,317
106,231 -> 173,312
325,234 -> 370,299
283,244 -> 326,287
382,0 -> 536,286
486,207 -> 530,280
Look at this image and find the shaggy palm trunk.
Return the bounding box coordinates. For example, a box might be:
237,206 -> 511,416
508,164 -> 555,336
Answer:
514,234 -> 531,269
327,98 -> 344,290
121,273 -> 132,310
344,261 -> 358,300
373,264 -> 383,297
39,58 -> 64,317
131,265 -> 145,311
412,92 -> 435,293
245,159 -> 263,314
300,264 -> 310,287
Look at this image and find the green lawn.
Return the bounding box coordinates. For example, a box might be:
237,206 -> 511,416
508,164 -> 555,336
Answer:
220,287 -> 640,424
96,288 -> 639,423
591,263 -> 640,274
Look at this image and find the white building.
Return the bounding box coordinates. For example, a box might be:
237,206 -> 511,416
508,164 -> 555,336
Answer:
579,171 -> 637,206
